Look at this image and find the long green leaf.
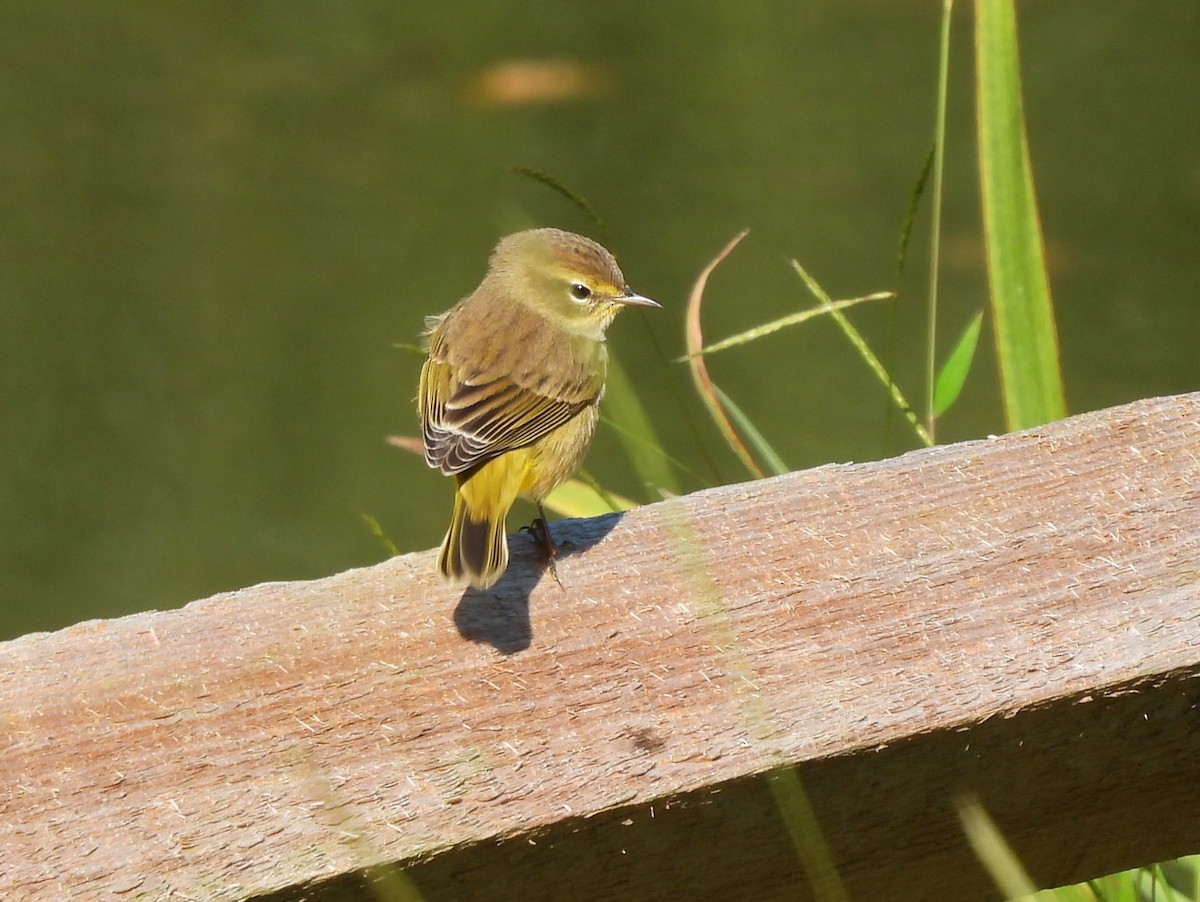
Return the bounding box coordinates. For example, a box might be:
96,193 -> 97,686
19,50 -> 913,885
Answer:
975,0 -> 1066,429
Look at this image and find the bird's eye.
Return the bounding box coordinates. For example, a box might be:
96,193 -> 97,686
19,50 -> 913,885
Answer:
569,283 -> 592,302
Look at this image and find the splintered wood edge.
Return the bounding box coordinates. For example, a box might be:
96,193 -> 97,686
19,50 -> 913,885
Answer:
1,392 -> 1198,902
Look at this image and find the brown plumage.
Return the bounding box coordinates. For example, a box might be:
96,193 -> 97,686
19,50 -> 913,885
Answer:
418,228 -> 658,588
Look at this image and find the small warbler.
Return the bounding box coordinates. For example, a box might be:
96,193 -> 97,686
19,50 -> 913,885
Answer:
419,228 -> 658,588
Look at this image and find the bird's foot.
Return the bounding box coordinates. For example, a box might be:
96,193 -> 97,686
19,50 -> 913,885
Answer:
522,517 -> 566,589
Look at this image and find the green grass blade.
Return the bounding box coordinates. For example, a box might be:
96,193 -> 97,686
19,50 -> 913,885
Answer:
711,384 -> 790,476
599,414 -> 701,487
680,292 -> 892,359
360,513 -> 399,557
507,165 -> 604,228
544,477 -> 636,517
790,260 -> 933,447
975,0 -> 1066,430
932,310 -> 984,417
925,0 -> 954,439
604,353 -> 682,497
661,499 -> 849,902
956,794 -> 1044,899
897,143 -> 935,283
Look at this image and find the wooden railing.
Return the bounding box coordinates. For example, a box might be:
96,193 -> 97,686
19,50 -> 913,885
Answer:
3,393 -> 1198,901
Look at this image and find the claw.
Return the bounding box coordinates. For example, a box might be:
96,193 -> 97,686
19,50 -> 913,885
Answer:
524,504 -> 566,590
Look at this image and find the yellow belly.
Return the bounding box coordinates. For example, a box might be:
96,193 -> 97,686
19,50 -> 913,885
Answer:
520,405 -> 599,500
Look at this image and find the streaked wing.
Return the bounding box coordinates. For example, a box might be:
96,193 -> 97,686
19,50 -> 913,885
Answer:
420,354 -> 594,477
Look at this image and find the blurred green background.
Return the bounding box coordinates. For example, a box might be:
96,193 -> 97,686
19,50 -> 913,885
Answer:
2,2 -> 1197,639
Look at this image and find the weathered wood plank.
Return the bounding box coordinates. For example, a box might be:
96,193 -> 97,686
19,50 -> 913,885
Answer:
2,393 -> 1198,901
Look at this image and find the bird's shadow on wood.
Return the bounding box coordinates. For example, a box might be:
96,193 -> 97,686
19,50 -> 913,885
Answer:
452,512 -> 622,654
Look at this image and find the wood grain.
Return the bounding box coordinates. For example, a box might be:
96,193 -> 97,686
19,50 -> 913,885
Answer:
2,393 -> 1198,901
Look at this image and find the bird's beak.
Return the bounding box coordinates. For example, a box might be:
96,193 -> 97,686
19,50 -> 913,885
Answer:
616,292 -> 661,308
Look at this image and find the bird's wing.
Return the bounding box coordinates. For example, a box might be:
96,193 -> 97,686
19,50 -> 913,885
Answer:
419,327 -> 601,477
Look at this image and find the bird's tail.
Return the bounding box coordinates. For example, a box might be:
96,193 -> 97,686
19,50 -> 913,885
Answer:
438,484 -> 511,589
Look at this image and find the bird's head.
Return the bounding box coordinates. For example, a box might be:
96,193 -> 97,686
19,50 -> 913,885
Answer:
490,228 -> 659,339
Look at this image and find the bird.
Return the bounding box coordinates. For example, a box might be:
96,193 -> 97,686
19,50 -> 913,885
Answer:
418,228 -> 659,589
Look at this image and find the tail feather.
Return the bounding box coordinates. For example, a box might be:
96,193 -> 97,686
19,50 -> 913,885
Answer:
438,490 -> 509,589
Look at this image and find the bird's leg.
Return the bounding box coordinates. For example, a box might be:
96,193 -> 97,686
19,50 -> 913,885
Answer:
534,501 -> 560,551
524,502 -> 564,588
